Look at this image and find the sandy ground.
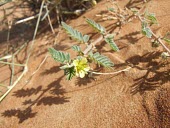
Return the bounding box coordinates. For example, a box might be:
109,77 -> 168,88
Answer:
0,0 -> 170,128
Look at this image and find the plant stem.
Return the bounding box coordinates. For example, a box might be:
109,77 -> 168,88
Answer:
25,0 -> 45,66
89,66 -> 131,75
9,54 -> 14,86
26,55 -> 49,84
0,69 -> 27,102
14,42 -> 28,55
0,61 -> 25,66
45,5 -> 55,34
0,55 -> 12,60
137,15 -> 170,54
15,14 -> 39,25
83,35 -> 103,55
151,32 -> 170,54
0,0 -> 45,101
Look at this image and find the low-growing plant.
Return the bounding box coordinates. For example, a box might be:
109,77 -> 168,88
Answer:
136,9 -> 170,58
0,0 -> 170,101
49,0 -> 170,80
49,18 -> 119,80
96,1 -> 170,56
0,0 -> 99,102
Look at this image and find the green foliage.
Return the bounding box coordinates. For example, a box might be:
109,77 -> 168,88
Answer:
163,38 -> 170,44
48,48 -> 71,64
89,52 -> 114,68
60,64 -> 76,80
86,18 -> 106,35
141,21 -> 152,38
64,67 -> 76,80
163,32 -> 170,44
107,7 -> 115,12
48,4 -> 170,81
145,12 -> 158,25
72,45 -> 82,52
104,34 -> 119,51
61,22 -> 89,43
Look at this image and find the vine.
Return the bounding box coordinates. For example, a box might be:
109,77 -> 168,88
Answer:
49,0 -> 170,80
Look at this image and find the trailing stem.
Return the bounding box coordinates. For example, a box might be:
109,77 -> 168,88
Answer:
137,15 -> 170,54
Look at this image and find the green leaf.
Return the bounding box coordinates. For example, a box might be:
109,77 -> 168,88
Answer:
142,27 -> 152,38
145,12 -> 158,25
104,34 -> 119,51
107,7 -> 115,12
64,67 -> 76,80
83,35 -> 90,43
141,22 -> 152,38
86,18 -> 106,35
89,52 -> 114,68
61,22 -> 89,43
48,48 -> 71,64
72,45 -> 81,52
163,32 -> 170,44
163,38 -> 170,44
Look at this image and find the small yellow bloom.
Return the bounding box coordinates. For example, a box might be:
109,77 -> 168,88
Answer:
73,57 -> 90,78
91,0 -> 97,6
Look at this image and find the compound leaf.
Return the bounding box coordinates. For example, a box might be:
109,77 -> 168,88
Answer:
141,22 -> 152,38
83,35 -> 90,43
61,22 -> 89,43
48,48 -> 71,64
72,45 -> 81,52
86,18 -> 106,35
105,34 -> 119,51
163,32 -> 170,44
145,12 -> 158,25
89,52 -> 114,68
163,38 -> 170,44
107,7 -> 115,12
64,67 -> 76,80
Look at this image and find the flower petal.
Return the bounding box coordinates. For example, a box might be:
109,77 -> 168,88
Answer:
72,57 -> 90,78
79,71 -> 85,78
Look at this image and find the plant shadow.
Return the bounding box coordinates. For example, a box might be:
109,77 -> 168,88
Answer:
115,31 -> 143,44
126,51 -> 170,95
75,75 -> 97,86
2,107 -> 37,123
2,76 -> 69,123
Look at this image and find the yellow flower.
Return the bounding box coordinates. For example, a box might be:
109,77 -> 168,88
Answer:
73,57 -> 90,78
91,0 -> 97,6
